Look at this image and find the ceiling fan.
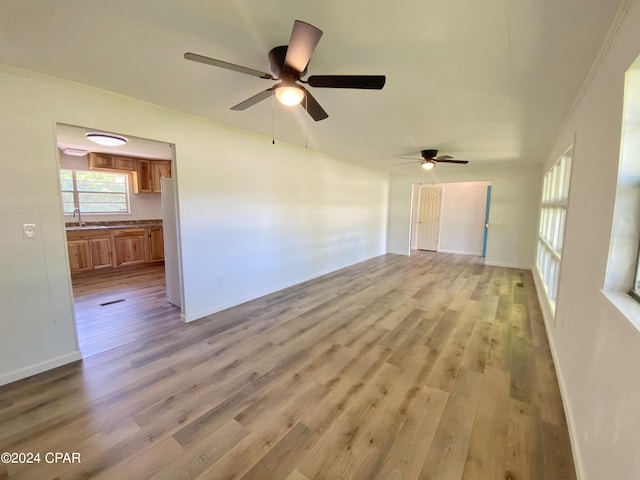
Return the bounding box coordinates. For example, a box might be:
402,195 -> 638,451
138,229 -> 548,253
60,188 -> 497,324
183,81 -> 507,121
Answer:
184,20 -> 386,121
397,149 -> 470,170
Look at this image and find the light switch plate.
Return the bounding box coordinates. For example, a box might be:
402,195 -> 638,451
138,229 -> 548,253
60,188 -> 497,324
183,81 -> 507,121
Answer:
23,223 -> 36,239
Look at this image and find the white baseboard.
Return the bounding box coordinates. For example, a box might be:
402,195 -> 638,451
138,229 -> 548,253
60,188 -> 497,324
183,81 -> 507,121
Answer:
0,351 -> 82,387
532,270 -> 584,480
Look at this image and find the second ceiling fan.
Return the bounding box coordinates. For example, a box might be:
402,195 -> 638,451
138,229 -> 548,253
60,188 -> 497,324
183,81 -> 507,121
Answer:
185,20 -> 386,121
397,149 -> 470,170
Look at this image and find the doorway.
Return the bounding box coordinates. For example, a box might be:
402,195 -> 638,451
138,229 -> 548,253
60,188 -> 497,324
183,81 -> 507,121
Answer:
56,123 -> 183,356
409,181 -> 492,256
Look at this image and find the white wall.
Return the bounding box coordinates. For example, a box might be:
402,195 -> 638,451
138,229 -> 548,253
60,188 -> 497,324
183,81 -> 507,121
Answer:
388,164 -> 540,268
0,66 -> 389,386
59,153 -> 163,222
439,182 -> 489,255
441,182 -> 490,255
536,1 -> 640,478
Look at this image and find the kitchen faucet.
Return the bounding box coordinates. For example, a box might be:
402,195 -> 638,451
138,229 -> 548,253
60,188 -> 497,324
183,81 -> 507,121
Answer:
72,207 -> 83,227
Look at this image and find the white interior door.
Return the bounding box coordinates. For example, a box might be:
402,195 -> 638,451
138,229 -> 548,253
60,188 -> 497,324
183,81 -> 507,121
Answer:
417,186 -> 442,251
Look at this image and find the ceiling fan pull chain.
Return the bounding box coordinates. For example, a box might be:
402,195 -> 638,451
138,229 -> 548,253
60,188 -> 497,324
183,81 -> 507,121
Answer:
305,95 -> 308,149
272,93 -> 276,145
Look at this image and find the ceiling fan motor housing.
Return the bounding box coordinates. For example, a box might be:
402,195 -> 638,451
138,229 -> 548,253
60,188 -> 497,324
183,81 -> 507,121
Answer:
421,149 -> 438,159
268,46 -> 307,81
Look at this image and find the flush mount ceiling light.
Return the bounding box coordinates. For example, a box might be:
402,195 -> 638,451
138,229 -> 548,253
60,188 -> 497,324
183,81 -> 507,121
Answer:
421,160 -> 436,171
61,148 -> 88,157
274,84 -> 305,106
85,132 -> 128,147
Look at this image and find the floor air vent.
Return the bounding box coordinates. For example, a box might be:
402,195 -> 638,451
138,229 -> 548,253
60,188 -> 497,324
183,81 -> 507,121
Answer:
99,299 -> 125,307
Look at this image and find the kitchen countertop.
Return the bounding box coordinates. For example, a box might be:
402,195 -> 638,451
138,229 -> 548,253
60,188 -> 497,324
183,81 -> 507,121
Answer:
65,220 -> 162,231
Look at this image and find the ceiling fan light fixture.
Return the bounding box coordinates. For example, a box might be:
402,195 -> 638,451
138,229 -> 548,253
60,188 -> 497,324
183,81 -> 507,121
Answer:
421,160 -> 436,170
274,84 -> 305,106
85,132 -> 128,147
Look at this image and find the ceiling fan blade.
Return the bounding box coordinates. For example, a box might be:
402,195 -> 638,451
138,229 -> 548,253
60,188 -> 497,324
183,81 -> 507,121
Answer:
184,52 -> 274,79
395,161 -> 421,165
300,86 -> 328,121
230,88 -> 274,111
285,20 -> 323,73
435,159 -> 469,164
307,75 -> 386,89
398,156 -> 422,160
435,155 -> 453,160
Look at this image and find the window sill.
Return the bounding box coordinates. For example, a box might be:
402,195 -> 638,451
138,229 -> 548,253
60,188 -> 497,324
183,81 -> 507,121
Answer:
600,289 -> 640,332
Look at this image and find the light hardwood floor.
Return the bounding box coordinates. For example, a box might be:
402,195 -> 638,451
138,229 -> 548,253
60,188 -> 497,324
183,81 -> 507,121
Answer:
0,252 -> 576,479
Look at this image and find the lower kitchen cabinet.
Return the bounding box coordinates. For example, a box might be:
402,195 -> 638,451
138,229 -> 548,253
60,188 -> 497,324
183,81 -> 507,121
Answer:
67,240 -> 92,273
90,238 -> 113,269
67,234 -> 114,273
148,226 -> 165,262
113,229 -> 147,266
67,225 -> 164,273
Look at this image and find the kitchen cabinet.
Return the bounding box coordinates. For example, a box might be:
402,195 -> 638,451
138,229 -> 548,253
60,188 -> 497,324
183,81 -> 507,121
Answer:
67,240 -> 92,273
89,152 -> 150,172
151,161 -> 171,193
88,153 -> 115,170
66,225 -> 163,273
133,160 -> 171,194
113,228 -> 147,266
114,156 -> 136,171
89,153 -> 171,193
133,160 -> 153,193
90,238 -> 113,269
148,226 -> 164,262
67,231 -> 114,272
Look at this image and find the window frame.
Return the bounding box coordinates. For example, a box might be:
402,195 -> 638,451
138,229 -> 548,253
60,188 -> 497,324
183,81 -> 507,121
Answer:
60,169 -> 131,215
536,143 -> 573,316
630,246 -> 640,302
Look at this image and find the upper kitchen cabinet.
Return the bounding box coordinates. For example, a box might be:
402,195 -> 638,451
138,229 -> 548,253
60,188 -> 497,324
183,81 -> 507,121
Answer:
151,161 -> 171,193
88,152 -> 115,169
114,156 -> 136,171
134,159 -> 152,193
88,152 -> 136,171
133,160 -> 171,194
88,153 -> 171,193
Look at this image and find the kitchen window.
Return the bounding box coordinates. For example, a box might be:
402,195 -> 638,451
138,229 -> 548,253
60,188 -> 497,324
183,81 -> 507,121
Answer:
60,169 -> 130,214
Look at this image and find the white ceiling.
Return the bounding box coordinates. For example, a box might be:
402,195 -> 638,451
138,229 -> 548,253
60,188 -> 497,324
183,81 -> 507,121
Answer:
0,0 -> 626,172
